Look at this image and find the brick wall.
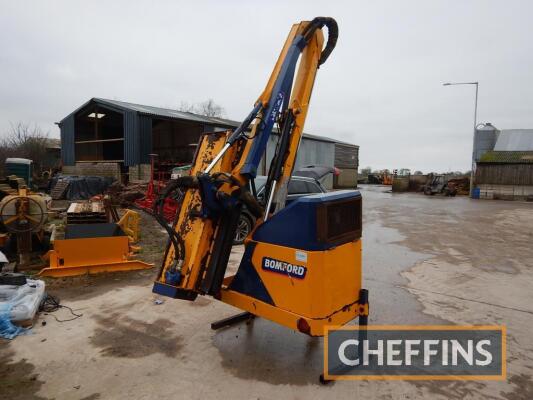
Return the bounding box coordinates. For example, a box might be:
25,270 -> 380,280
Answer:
128,164 -> 151,181
62,162 -> 121,180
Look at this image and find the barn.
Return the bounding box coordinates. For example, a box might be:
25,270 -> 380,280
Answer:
474,124 -> 533,200
58,98 -> 359,189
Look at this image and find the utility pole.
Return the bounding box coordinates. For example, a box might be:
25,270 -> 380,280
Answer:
443,81 -> 479,197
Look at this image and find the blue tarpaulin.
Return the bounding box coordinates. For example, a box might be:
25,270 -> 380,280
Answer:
50,175 -> 115,200
0,302 -> 28,339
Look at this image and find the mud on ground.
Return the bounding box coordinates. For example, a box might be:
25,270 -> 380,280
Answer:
1,189 -> 533,400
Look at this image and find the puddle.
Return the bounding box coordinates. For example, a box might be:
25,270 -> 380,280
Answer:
89,313 -> 182,358
0,348 -> 47,400
213,318 -> 322,386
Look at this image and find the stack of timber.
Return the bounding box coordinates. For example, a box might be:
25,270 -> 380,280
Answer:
66,201 -> 108,224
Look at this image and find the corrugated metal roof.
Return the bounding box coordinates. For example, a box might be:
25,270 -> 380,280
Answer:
97,98 -> 357,145
95,98 -> 238,127
494,129 -> 533,151
59,97 -> 357,146
59,97 -> 238,127
478,151 -> 533,164
301,132 -> 355,146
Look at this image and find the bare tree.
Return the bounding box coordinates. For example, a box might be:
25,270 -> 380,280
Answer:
178,99 -> 225,118
196,99 -> 225,117
0,122 -> 50,174
177,101 -> 196,114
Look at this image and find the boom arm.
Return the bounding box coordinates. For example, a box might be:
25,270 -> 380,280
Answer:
153,17 -> 338,301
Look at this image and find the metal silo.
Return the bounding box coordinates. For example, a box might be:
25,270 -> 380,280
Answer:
474,123 -> 499,162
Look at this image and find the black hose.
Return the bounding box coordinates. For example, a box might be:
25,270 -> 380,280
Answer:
153,177 -> 198,263
302,17 -> 339,65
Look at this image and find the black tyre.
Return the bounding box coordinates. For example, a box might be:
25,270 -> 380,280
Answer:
233,214 -> 252,245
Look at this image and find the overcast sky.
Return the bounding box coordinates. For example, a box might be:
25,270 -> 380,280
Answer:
1,0 -> 532,172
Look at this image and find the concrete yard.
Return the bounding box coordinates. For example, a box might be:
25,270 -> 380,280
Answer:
1,185 -> 532,399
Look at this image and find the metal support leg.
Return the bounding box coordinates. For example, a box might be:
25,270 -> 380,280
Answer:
211,312 -> 255,330
358,289 -> 369,364
320,288 -> 369,385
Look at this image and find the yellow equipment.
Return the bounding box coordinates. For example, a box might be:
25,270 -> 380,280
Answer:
152,17 -> 368,337
39,235 -> 151,278
39,211 -> 151,278
117,209 -> 141,244
382,173 -> 393,185
0,188 -> 48,267
0,188 -> 47,232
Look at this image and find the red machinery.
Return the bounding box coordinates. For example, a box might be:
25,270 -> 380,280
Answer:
134,154 -> 178,222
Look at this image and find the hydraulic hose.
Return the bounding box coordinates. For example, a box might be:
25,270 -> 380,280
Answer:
302,17 -> 338,66
154,176 -> 199,267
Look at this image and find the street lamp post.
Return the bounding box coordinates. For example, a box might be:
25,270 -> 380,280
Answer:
443,81 -> 479,198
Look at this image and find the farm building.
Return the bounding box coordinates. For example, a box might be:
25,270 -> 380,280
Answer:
57,98 -> 359,189
473,123 -> 533,200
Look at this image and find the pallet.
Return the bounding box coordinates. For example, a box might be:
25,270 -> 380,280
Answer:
51,180 -> 70,200
66,202 -> 108,224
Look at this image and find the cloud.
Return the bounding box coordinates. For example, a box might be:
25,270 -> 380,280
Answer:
1,0 -> 532,172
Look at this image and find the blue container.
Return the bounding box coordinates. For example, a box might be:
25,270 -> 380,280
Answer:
472,187 -> 480,199
5,158 -> 33,186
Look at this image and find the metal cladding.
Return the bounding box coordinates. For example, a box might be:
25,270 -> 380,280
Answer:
58,98 -> 237,167
58,97 -> 356,167
124,111 -> 137,166
59,115 -> 75,165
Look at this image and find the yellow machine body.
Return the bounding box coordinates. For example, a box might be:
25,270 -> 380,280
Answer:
238,241 -> 361,317
156,130 -> 365,336
153,18 -> 368,337
220,240 -> 364,336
